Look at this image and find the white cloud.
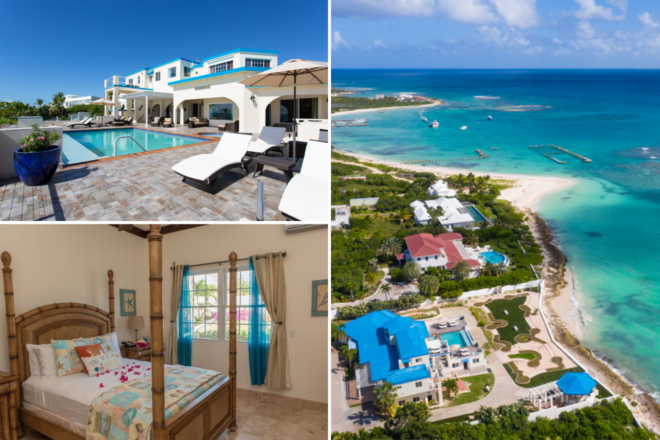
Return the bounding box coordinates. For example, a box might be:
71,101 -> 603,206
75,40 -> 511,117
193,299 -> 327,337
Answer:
489,0 -> 538,29
437,0 -> 498,25
373,39 -> 386,48
332,0 -> 436,18
574,0 -> 626,22
553,38 -> 563,44
332,31 -> 350,50
576,20 -> 595,39
639,12 -> 659,28
477,26 -> 530,46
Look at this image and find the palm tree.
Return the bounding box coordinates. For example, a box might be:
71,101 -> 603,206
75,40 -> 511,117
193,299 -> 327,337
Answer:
483,342 -> 493,357
34,98 -> 44,107
381,236 -> 402,259
374,382 -> 398,416
427,207 -> 444,225
418,274 -> 439,296
464,232 -> 479,246
368,258 -> 378,268
402,260 -> 421,283
443,378 -> 459,399
51,92 -> 65,106
381,283 -> 392,301
438,268 -> 452,282
332,321 -> 346,342
481,261 -> 497,277
452,260 -> 472,281
494,262 -> 508,276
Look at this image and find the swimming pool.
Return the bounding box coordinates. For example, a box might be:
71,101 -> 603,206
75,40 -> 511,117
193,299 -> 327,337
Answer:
441,330 -> 470,348
480,251 -> 509,265
465,205 -> 486,222
62,128 -> 203,164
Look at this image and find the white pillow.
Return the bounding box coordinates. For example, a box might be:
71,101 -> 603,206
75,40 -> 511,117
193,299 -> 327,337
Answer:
26,344 -> 42,377
33,344 -> 58,378
111,332 -> 123,359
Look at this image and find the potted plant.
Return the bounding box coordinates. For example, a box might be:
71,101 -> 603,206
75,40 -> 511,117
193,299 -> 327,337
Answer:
13,124 -> 62,186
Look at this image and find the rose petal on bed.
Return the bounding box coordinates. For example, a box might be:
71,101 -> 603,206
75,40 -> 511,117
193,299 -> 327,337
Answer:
96,373 -> 100,377
115,372 -> 118,375
99,383 -> 104,388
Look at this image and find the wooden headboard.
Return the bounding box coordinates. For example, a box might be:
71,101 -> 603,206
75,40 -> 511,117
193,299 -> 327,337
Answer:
1,252 -> 115,387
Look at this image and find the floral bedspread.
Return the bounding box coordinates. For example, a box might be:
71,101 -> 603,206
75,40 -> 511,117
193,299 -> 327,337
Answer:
86,365 -> 223,440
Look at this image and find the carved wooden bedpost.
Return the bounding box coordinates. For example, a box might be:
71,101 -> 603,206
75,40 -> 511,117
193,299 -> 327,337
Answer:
108,270 -> 115,333
148,226 -> 165,440
228,252 -> 238,432
2,252 -> 21,440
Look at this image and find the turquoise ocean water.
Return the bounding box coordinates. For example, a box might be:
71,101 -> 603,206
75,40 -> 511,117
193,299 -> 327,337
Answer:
333,69 -> 660,399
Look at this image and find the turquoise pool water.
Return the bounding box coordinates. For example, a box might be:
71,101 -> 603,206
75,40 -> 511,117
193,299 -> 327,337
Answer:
441,330 -> 469,348
62,128 -> 202,164
466,205 -> 486,222
480,251 -> 508,265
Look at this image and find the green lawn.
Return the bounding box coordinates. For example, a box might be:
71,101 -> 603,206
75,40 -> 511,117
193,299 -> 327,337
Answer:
596,383 -> 613,398
349,401 -> 373,408
447,373 -> 495,407
509,352 -> 536,361
431,413 -> 474,425
503,364 -> 583,388
485,296 -> 530,344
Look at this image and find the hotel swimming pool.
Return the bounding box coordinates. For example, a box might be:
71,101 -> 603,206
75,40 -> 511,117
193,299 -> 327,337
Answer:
62,128 -> 204,165
465,205 -> 486,222
440,330 -> 470,348
480,251 -> 509,265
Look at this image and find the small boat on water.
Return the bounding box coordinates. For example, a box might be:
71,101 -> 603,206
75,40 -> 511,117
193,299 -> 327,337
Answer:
422,117 -> 428,122
429,121 -> 439,128
488,115 -> 493,121
460,126 -> 467,130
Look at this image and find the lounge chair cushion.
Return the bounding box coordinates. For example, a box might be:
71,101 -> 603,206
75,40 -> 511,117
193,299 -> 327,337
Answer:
247,126 -> 286,154
171,132 -> 251,182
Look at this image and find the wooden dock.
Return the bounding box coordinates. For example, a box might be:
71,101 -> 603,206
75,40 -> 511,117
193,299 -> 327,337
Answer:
529,144 -> 592,163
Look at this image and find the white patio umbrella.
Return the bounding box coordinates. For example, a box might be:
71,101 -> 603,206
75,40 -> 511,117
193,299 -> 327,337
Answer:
239,59 -> 328,162
89,98 -> 114,106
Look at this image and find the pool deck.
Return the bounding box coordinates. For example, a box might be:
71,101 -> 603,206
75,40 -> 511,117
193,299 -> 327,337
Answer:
0,126 -> 289,221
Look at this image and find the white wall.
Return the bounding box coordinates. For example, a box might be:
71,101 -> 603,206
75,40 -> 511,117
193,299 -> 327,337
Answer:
0,225 -> 149,373
159,225 -> 328,403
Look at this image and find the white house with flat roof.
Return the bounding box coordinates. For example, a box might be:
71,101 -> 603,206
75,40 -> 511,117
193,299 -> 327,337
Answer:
102,48 -> 328,134
411,198 -> 477,230
64,95 -> 101,108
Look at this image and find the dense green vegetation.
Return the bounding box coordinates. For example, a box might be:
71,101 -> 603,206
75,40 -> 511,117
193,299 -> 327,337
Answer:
332,96 -> 432,113
0,93 -> 103,124
331,399 -> 654,439
337,294 -> 426,320
331,162 -> 544,304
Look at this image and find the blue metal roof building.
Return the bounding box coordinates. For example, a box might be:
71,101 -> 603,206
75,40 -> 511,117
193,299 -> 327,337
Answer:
343,311 -> 431,385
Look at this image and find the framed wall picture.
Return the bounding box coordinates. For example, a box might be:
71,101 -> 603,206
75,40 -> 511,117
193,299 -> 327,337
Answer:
120,289 -> 137,316
311,280 -> 328,317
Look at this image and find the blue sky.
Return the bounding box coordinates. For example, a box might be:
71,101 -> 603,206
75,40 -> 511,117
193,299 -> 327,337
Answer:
332,0 -> 660,68
0,0 -> 328,103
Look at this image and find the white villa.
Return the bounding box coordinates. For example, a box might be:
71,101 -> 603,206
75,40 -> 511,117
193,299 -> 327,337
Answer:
342,311 -> 486,406
411,198 -> 478,230
64,95 -> 101,108
102,48 -> 328,134
427,180 -> 457,197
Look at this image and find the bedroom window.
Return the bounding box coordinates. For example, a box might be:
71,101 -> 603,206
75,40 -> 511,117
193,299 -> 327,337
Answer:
224,268 -> 271,343
190,271 -> 219,340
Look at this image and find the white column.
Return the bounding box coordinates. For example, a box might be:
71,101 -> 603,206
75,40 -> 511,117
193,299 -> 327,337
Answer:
145,95 -> 149,128
179,105 -> 184,127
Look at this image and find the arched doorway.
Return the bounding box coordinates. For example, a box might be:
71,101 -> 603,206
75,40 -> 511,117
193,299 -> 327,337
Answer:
152,104 -> 161,117
166,103 -> 173,118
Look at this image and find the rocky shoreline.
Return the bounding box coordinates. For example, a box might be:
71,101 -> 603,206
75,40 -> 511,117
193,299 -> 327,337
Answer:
527,210 -> 660,435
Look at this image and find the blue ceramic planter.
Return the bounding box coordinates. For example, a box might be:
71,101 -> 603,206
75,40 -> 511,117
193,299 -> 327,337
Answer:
13,146 -> 61,186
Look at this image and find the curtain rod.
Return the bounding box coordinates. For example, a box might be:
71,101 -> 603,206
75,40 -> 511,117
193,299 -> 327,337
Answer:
170,252 -> 287,270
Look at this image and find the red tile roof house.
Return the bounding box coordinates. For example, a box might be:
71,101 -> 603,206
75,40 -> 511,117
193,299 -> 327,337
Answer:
396,232 -> 482,275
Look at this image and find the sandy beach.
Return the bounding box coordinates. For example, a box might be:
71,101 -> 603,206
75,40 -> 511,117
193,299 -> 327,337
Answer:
332,149 -> 660,434
331,101 -> 444,117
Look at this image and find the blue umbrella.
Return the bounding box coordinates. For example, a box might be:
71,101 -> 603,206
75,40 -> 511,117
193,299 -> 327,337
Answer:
557,372 -> 598,395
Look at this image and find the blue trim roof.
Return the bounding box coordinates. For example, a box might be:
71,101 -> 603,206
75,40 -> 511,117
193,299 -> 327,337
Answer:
167,67 -> 268,86
202,48 -> 279,62
125,68 -> 148,77
386,365 -> 430,386
557,373 -> 598,395
343,311 -> 432,384
104,86 -> 154,91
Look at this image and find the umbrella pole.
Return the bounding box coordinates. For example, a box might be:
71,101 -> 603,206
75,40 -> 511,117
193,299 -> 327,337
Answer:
292,72 -> 297,164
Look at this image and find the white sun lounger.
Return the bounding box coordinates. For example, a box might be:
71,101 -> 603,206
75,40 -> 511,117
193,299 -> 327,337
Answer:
448,321 -> 458,327
278,140 -> 328,221
247,126 -> 286,155
171,132 -> 252,188
437,323 -> 447,329
65,117 -> 92,128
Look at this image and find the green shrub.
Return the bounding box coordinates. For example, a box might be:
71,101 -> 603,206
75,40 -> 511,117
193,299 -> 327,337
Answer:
338,294 -> 425,320
389,268 -> 406,282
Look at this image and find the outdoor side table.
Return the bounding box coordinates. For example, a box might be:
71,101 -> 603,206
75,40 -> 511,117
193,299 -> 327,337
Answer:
251,156 -> 296,183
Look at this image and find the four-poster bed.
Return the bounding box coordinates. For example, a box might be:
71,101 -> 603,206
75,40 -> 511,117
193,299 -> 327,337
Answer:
1,225 -> 238,440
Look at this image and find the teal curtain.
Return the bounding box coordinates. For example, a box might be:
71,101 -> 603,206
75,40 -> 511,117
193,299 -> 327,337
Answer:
248,257 -> 269,386
178,266 -> 193,366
